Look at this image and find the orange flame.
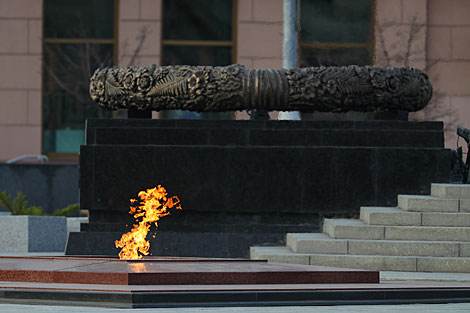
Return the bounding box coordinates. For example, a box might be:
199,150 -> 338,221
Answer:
115,185 -> 182,260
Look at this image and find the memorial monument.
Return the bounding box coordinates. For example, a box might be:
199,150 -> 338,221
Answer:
89,64 -> 432,113
66,64 -> 450,257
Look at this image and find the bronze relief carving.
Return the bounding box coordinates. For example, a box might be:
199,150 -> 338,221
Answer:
90,64 -> 432,112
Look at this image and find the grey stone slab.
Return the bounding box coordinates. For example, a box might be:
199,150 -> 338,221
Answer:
422,212 -> 470,226
347,240 -> 459,257
323,219 -> 384,239
380,271 -> 470,282
66,217 -> 89,234
360,206 -> 421,226
459,199 -> 470,212
431,183 -> 470,199
28,216 -> 67,252
0,216 -> 66,252
385,226 -> 470,241
417,257 -> 470,272
286,233 -> 347,254
309,254 -> 417,271
459,243 -> 470,257
0,216 -> 28,252
250,246 -> 310,265
397,195 -> 459,212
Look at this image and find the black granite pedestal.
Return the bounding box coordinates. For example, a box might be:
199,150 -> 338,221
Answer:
66,119 -> 451,257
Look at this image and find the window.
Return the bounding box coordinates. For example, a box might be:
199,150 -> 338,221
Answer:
300,0 -> 372,67
43,0 -> 116,154
161,0 -> 235,119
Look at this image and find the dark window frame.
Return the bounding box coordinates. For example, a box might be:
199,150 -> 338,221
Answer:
299,0 -> 375,67
41,0 -> 119,160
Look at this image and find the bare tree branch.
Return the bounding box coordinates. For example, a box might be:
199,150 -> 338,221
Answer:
43,22 -> 149,108
375,22 -> 393,66
127,26 -> 151,66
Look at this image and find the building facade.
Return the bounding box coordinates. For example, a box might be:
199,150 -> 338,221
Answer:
0,0 -> 469,161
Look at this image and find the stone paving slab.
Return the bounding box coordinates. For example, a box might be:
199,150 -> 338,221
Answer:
0,256 -> 377,285
0,303 -> 469,313
1,254 -> 470,309
381,271 -> 470,282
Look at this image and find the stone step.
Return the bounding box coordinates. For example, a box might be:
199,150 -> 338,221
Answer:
250,246 -> 470,272
323,219 -> 384,239
397,195 -> 461,212
286,233 -> 470,257
286,233 -> 347,254
87,119 -> 444,132
323,218 -> 470,241
360,207 -> 420,225
249,246 -> 310,265
90,127 -> 443,148
360,206 -> 470,226
86,119 -> 444,148
431,183 -> 470,199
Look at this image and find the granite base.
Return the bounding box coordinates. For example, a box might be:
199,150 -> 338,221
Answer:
68,119 -> 451,257
0,216 -> 66,252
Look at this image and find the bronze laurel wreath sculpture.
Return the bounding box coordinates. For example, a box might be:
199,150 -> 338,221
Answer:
89,64 -> 432,113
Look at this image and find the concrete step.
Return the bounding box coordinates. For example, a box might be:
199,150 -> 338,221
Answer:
360,206 -> 470,227
360,207 -> 421,226
431,183 -> 470,199
286,233 -> 347,254
323,219 -> 384,239
397,195 -> 460,212
323,218 -> 470,241
250,246 -> 470,272
249,246 -> 310,265
286,233 -> 470,257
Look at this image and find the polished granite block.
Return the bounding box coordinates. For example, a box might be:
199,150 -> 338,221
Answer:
66,231 -> 291,257
89,126 -> 444,147
80,145 -> 449,214
1,256 -> 470,308
86,118 -> 445,132
0,256 -> 379,285
69,118 -> 451,257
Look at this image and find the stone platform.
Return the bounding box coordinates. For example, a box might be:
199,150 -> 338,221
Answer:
0,256 -> 378,285
66,119 -> 450,257
1,256 -> 470,308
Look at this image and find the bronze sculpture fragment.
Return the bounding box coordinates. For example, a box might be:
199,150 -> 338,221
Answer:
89,64 -> 432,113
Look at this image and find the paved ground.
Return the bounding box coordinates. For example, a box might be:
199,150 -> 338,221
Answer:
0,253 -> 469,311
0,303 -> 469,312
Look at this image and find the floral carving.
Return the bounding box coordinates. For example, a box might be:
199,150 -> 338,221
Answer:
137,73 -> 153,93
123,72 -> 135,90
370,70 -> 386,88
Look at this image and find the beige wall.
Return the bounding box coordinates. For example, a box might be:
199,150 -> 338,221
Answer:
376,0 -> 470,148
375,0 -> 427,68
0,0 -> 42,161
118,0 -> 162,67
118,0 -> 162,119
1,0 -> 469,160
426,0 -> 470,147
